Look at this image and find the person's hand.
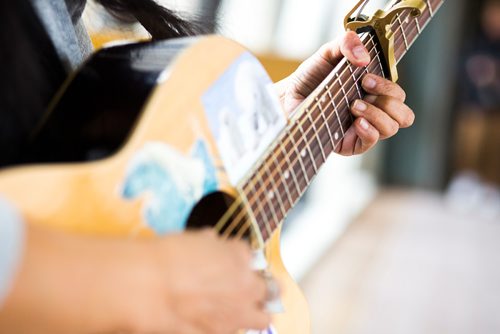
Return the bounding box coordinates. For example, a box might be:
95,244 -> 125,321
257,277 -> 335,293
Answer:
153,230 -> 271,334
275,31 -> 415,156
0,226 -> 270,334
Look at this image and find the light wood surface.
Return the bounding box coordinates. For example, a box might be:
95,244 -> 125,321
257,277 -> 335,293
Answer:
0,36 -> 310,333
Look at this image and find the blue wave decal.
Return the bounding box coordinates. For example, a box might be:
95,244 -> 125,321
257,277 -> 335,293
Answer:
122,140 -> 218,235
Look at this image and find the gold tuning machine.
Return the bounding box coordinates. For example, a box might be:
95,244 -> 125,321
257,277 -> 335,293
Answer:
344,0 -> 426,82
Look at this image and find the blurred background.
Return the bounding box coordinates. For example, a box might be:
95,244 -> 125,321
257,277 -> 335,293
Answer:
85,0 -> 500,333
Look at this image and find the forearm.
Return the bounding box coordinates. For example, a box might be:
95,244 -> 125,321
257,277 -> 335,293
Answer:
0,223 -> 153,334
0,199 -> 25,307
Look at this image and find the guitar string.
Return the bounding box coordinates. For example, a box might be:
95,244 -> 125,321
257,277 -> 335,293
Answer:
214,13 -> 419,239
220,4 -> 443,243
218,5 -> 441,244
228,2 -> 439,239
213,39 -> 383,237
224,56 -> 384,240
215,11 -> 424,240
215,10 -> 421,239
213,9 -> 426,240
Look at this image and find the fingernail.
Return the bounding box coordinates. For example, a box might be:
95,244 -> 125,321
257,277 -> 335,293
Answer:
359,118 -> 370,130
363,76 -> 377,89
353,46 -> 370,62
353,100 -> 367,112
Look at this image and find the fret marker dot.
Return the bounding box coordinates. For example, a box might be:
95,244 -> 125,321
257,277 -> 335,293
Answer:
301,149 -> 307,158
267,191 -> 275,200
334,132 -> 339,141
284,171 -> 290,180
405,17 -> 410,24
321,96 -> 326,103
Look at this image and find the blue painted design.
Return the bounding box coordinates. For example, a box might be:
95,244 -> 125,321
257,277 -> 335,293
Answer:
192,140 -> 218,194
122,140 -> 218,235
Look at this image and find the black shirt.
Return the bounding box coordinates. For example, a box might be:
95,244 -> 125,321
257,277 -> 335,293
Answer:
0,0 -> 90,167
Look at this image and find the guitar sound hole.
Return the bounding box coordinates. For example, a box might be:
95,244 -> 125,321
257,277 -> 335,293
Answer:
187,191 -> 252,240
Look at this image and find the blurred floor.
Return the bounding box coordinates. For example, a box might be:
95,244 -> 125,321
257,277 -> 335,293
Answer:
300,189 -> 500,334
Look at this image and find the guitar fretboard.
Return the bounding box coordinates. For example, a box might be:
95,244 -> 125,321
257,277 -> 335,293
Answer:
237,0 -> 445,242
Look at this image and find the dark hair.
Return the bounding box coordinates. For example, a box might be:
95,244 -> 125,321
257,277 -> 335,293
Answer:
95,0 -> 204,39
0,0 -> 203,167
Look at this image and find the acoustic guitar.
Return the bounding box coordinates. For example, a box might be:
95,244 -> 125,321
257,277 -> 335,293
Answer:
0,0 -> 444,332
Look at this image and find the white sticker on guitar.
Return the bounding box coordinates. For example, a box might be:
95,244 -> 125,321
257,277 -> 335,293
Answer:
202,52 -> 286,186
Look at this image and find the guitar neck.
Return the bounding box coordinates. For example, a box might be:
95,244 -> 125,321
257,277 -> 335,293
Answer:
393,0 -> 446,63
241,0 -> 445,242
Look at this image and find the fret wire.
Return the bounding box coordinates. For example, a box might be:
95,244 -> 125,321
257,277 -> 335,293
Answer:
229,6 -> 443,241
336,72 -> 351,113
336,61 -> 383,137
244,39 -> 377,196
314,119 -> 334,158
256,175 -> 279,231
238,189 -> 258,226
262,161 -> 287,220
278,141 -> 302,198
232,190 -> 259,237
312,41 -> 377,152
315,56 -> 382,159
236,37 -> 383,236
243,191 -> 268,241
310,134 -> 326,171
394,13 -> 416,61
318,121 -> 336,155
392,0 -> 441,63
229,13 -> 436,240
316,97 -> 337,151
320,37 -> 378,135
245,181 -> 272,238
392,16 -> 403,61
363,65 -> 370,78
326,84 -> 345,138
271,153 -> 294,211
236,47 -> 383,239
348,64 -> 364,99
270,149 -> 295,211
427,0 -> 434,17
297,118 -> 318,174
394,4 -> 435,63
400,14 -> 418,56
269,163 -> 290,216
286,138 -> 309,189
290,124 -> 315,179
397,16 -> 409,51
288,128 -> 310,185
307,108 -> 327,163
375,52 -> 386,78
418,5 -> 431,27
415,15 -> 422,33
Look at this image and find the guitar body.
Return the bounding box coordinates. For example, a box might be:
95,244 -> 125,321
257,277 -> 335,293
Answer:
0,0 -> 445,329
0,36 -> 310,333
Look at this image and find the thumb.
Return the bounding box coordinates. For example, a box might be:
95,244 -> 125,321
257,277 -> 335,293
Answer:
318,31 -> 371,68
